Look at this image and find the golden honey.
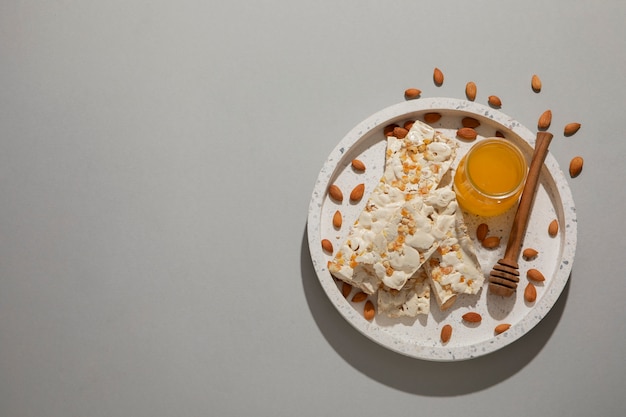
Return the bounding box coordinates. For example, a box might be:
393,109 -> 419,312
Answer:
453,139 -> 527,217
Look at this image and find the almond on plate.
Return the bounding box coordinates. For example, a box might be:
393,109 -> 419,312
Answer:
457,127 -> 478,141
441,324 -> 452,343
462,117 -> 480,128
522,248 -> 539,259
548,219 -> 559,237
462,312 -> 482,323
423,112 -> 442,124
351,159 -> 366,171
527,268 -> 546,282
524,282 -> 537,303
481,236 -> 501,249
363,300 -> 376,321
321,239 -> 334,253
328,184 -> 343,202
495,323 -> 511,335
332,210 -> 342,229
349,183 -> 365,202
476,223 -> 489,241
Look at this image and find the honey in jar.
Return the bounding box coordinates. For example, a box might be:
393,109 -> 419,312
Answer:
453,139 -> 527,217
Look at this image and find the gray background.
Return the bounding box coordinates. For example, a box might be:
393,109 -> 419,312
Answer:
1,1 -> 625,416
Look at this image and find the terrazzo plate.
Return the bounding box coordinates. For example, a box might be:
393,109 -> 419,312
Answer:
307,97 -> 576,361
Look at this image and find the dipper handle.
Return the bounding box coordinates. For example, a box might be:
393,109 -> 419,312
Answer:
488,131 -> 553,296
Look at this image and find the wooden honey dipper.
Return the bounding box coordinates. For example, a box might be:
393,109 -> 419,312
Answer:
488,131 -> 554,296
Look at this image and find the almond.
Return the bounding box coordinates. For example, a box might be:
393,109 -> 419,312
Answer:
457,127 -> 478,141
524,282 -> 537,303
495,323 -> 511,335
488,95 -> 502,108
363,300 -> 376,321
564,122 -> 581,137
538,109 -> 552,130
462,117 -> 481,128
465,81 -> 477,101
393,126 -> 409,139
495,130 -> 505,138
404,88 -> 421,100
403,120 -> 415,130
350,183 -> 365,202
321,239 -> 333,253
531,74 -> 542,92
423,112 -> 442,124
433,67 -> 444,86
328,184 -> 343,202
462,312 -> 482,323
440,324 -> 452,344
332,210 -> 342,229
341,282 -> 352,298
384,123 -> 399,137
548,219 -> 559,237
527,268 -> 546,282
351,159 -> 366,171
481,236 -> 501,249
569,156 -> 583,178
476,223 -> 489,241
351,291 -> 368,303
522,248 -> 539,259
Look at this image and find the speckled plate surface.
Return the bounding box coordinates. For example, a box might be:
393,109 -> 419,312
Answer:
307,98 -> 576,361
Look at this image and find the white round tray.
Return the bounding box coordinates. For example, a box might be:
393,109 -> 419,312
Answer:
307,98 -> 576,361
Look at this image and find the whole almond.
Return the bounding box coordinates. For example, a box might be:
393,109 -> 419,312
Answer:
457,127 -> 478,141
332,210 -> 342,229
522,248 -> 539,259
440,324 -> 452,343
531,74 -> 542,92
482,236 -> 501,249
495,130 -> 505,138
351,291 -> 368,303
433,67 -> 444,86
404,88 -> 421,100
363,300 -> 376,321
495,323 -> 511,335
403,120 -> 415,130
564,122 -> 581,137
465,81 -> 477,101
351,159 -> 366,171
423,112 -> 442,124
341,282 -> 352,298
524,282 -> 537,303
548,219 -> 559,237
476,223 -> 489,241
462,312 -> 482,323
527,268 -> 546,282
488,95 -> 502,107
393,126 -> 409,139
350,183 -> 365,202
321,239 -> 333,253
538,110 -> 552,130
328,184 -> 343,202
569,156 -> 583,178
462,117 -> 481,128
384,123 -> 399,137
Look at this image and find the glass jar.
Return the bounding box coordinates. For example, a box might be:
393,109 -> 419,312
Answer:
453,139 -> 528,217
